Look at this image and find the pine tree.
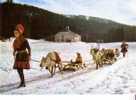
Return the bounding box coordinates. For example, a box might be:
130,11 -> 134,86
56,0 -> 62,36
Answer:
7,0 -> 13,3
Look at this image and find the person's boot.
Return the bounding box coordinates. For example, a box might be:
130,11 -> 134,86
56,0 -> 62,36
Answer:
20,81 -> 26,87
20,74 -> 26,87
17,70 -> 26,88
17,81 -> 26,88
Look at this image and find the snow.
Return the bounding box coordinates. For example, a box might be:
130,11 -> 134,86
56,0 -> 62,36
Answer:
0,38 -> 136,95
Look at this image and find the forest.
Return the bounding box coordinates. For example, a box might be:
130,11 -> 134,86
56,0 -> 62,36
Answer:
0,2 -> 136,42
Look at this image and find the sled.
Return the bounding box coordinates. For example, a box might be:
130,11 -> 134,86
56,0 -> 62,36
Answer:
62,61 -> 86,71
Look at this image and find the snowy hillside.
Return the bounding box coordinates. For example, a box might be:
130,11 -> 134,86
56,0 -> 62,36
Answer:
0,38 -> 136,94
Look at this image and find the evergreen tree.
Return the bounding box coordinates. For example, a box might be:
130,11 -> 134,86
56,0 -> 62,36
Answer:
7,0 -> 13,3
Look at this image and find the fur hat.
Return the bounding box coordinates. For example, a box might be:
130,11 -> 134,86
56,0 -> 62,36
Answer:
16,24 -> 24,34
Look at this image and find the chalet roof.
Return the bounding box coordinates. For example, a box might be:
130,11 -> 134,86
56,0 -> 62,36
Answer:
55,30 -> 80,37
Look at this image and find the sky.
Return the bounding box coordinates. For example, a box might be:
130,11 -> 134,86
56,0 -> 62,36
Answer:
1,0 -> 136,25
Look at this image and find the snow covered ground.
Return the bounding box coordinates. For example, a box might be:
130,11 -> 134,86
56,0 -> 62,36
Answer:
0,38 -> 136,95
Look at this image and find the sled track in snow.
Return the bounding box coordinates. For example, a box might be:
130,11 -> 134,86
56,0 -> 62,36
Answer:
0,58 -> 123,94
0,62 -> 96,93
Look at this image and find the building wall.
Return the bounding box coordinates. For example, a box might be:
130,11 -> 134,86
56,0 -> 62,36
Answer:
55,32 -> 81,42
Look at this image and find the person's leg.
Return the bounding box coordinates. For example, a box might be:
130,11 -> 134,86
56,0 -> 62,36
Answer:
123,52 -> 125,57
17,69 -> 25,87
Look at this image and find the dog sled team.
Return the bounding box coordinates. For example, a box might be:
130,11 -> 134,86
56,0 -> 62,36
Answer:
10,24 -> 128,88
39,43 -> 128,76
40,52 -> 86,76
90,48 -> 119,69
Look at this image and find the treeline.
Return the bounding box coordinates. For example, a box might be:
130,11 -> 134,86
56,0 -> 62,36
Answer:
0,2 -> 136,42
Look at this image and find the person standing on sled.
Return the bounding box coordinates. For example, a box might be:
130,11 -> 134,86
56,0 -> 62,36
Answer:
121,41 -> 128,57
13,24 -> 31,88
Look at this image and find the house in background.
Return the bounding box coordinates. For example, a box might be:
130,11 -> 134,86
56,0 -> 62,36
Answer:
54,26 -> 81,42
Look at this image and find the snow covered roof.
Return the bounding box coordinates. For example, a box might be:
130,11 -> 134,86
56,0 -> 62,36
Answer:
55,30 -> 80,37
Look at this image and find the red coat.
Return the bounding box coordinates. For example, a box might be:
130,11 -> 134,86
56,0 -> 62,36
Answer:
13,37 -> 31,69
